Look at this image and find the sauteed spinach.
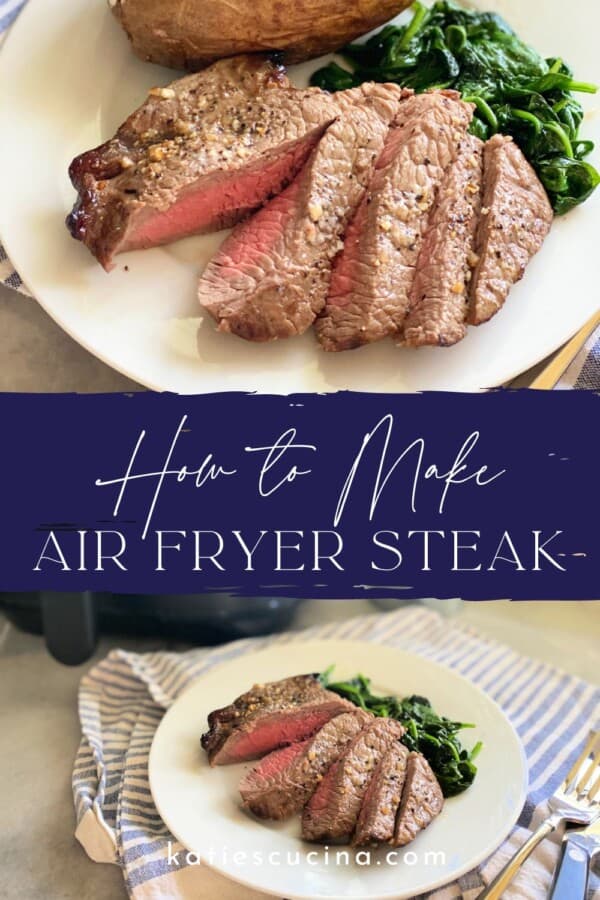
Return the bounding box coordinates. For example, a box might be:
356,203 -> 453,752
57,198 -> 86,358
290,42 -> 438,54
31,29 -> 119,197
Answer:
311,1 -> 599,213
320,668 -> 482,797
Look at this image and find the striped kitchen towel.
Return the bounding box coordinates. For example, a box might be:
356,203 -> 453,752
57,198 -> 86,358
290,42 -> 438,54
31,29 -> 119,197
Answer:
553,328 -> 600,389
73,605 -> 600,900
0,0 -> 24,37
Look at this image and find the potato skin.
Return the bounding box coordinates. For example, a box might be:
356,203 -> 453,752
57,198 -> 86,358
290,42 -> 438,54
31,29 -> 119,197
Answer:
110,0 -> 411,71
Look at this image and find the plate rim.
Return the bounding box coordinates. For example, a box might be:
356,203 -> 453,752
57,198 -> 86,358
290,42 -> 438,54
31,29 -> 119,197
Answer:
148,638 -> 529,900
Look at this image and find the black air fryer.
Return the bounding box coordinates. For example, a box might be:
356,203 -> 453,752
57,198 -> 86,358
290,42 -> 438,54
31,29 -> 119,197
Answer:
0,592 -> 301,665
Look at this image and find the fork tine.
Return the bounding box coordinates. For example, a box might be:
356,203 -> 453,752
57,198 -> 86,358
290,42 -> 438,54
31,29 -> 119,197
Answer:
563,731 -> 600,794
588,771 -> 600,804
575,746 -> 600,797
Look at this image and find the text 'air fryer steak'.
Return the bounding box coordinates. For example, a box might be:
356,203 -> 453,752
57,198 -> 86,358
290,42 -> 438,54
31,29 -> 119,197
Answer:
202,673 -> 447,850
66,55 -> 554,350
201,673 -> 354,765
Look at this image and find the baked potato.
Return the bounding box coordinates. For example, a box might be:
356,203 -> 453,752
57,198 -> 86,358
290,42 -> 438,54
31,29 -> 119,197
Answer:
109,0 -> 412,71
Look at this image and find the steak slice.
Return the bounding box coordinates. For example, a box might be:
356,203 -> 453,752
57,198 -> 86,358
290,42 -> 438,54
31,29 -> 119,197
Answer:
239,709 -> 372,819
67,56 -> 338,269
352,739 -> 410,846
197,83 -> 405,342
468,134 -> 553,325
201,673 -> 354,766
302,718 -> 404,842
315,91 -> 474,351
392,751 -> 444,847
401,134 -> 484,348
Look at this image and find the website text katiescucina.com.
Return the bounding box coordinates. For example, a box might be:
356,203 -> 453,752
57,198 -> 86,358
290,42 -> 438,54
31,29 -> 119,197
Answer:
167,842 -> 448,869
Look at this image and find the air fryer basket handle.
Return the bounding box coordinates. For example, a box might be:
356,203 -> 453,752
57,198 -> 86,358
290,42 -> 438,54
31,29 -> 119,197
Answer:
41,591 -> 98,665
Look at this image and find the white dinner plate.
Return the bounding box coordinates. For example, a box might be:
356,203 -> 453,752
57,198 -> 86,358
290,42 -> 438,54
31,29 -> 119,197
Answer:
0,0 -> 599,392
149,640 -> 527,899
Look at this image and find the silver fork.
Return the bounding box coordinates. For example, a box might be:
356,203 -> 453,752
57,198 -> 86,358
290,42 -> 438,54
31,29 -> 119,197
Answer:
479,730 -> 600,900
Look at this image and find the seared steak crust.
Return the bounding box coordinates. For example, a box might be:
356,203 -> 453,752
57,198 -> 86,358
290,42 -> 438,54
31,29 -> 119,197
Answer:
402,134 -> 484,347
201,673 -> 354,766
468,134 -> 553,325
67,52 -> 552,350
198,83 -> 405,342
302,718 -> 404,842
239,709 -> 372,819
316,91 -> 474,351
67,56 -> 337,269
392,751 -> 444,846
353,740 -> 409,846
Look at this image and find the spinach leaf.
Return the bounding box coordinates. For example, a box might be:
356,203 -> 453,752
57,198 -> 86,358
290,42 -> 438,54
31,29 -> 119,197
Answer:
538,157 -> 600,214
311,0 -> 599,214
320,668 -> 482,797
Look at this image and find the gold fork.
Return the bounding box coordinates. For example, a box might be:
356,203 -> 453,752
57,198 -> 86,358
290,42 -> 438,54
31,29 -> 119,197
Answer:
479,731 -> 600,899
529,312 -> 600,389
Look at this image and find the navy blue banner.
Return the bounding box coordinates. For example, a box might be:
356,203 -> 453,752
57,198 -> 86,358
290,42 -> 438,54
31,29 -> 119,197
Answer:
0,390 -> 597,599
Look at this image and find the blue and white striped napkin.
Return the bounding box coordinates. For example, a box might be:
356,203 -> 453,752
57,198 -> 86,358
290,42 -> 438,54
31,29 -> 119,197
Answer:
73,605 -> 600,900
0,0 -> 24,36
552,331 -> 600,390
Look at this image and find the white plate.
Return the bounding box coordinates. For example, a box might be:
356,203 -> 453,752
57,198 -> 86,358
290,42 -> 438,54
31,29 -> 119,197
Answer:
149,640 -> 527,899
0,0 -> 598,392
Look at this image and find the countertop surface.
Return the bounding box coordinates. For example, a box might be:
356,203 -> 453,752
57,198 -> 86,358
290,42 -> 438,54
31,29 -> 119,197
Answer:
0,598 -> 598,900
0,287 -> 139,393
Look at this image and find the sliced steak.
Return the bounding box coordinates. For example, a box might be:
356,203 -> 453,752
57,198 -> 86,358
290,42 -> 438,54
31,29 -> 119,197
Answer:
302,717 -> 404,842
239,709 -> 372,819
201,673 -> 354,766
67,56 -> 338,269
402,134 -> 484,348
353,739 -> 409,846
316,91 -> 474,351
392,751 -> 444,847
198,83 -> 406,342
468,134 -> 553,325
